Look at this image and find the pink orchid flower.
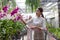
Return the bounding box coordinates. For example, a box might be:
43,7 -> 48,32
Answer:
3,5 -> 8,13
11,7 -> 19,16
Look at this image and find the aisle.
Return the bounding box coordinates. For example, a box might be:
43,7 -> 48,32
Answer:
20,36 -> 56,40
20,32 -> 57,40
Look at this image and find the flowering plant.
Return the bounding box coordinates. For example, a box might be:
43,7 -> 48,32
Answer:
0,19 -> 25,40
0,6 -> 25,40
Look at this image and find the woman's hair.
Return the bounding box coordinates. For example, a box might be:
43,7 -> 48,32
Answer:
38,7 -> 44,18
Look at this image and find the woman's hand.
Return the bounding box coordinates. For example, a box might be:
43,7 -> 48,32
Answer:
29,25 -> 37,29
39,27 -> 47,31
31,26 -> 36,29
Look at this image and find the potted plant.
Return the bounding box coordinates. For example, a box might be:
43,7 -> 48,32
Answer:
0,19 -> 25,40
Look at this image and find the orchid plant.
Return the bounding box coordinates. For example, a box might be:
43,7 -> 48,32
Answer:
0,19 -> 25,40
0,5 -> 25,40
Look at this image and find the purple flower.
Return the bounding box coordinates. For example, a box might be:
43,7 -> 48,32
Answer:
0,14 -> 3,19
3,5 -> 8,13
0,11 -> 2,14
14,16 -> 21,21
0,13 -> 6,19
0,11 -> 7,19
0,11 -> 2,19
3,14 -> 6,16
11,7 -> 19,16
16,16 -> 21,20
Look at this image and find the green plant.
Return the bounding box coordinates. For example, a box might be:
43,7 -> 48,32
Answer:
46,22 -> 60,39
0,19 -> 25,40
2,0 -> 16,7
48,27 -> 60,39
25,0 -> 40,12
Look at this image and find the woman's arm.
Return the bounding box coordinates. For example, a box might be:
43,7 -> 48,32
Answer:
21,19 -> 26,25
21,16 -> 32,25
29,26 -> 43,31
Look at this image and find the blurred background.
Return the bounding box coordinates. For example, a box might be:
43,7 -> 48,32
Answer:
0,0 -> 60,40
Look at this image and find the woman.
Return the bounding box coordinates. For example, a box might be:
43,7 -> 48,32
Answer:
21,8 -> 46,40
32,8 -> 46,40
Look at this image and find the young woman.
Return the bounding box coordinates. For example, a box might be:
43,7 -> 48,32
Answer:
21,8 -> 46,40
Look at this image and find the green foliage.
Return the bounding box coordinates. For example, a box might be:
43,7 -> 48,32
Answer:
46,22 -> 60,39
2,0 -> 9,7
48,28 -> 60,38
11,0 -> 16,8
47,25 -> 60,38
8,8 -> 13,14
2,0 -> 16,8
25,0 -> 40,12
0,19 -> 25,40
0,0 -> 2,10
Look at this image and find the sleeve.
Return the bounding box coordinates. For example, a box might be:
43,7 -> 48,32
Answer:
25,18 -> 33,25
42,18 -> 46,29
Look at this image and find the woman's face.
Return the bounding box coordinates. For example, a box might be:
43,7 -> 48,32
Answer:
36,9 -> 41,17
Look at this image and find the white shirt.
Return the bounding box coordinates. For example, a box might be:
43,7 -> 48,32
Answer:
26,16 -> 46,29
26,16 -> 46,40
